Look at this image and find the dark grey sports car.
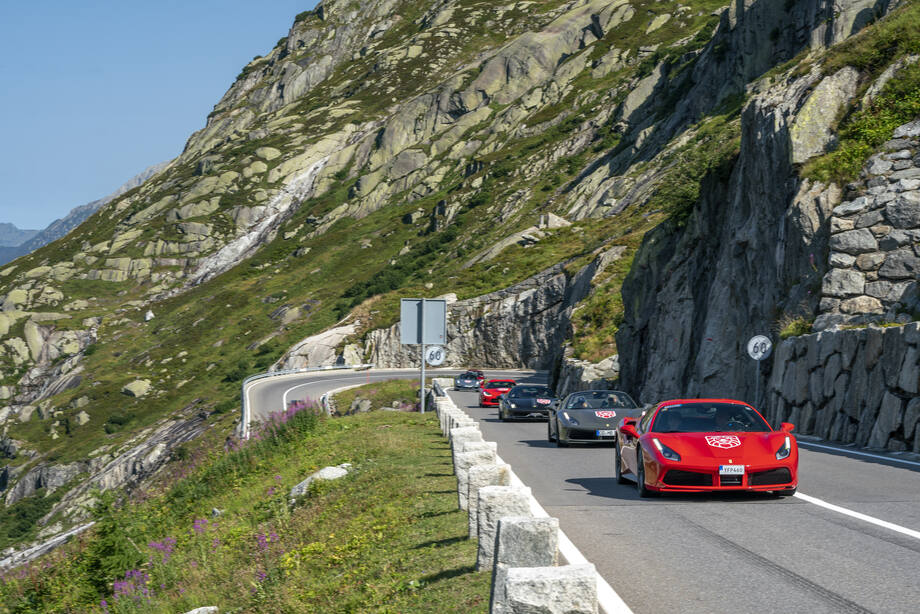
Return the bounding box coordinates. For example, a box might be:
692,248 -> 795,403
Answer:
498,385 -> 557,421
548,389 -> 641,446
454,370 -> 484,389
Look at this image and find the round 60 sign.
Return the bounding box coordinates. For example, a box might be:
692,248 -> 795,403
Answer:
746,335 -> 773,361
425,345 -> 446,366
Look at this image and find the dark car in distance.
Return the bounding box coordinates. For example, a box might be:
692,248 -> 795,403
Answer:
498,385 -> 558,421
454,370 -> 485,390
548,389 -> 642,446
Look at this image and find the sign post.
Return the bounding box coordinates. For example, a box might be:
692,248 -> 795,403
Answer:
400,298 -> 447,414
746,335 -> 773,409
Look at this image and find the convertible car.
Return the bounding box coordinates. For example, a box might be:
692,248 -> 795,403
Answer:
615,398 -> 798,497
498,384 -> 557,421
454,370 -> 485,390
548,389 -> 641,446
479,379 -> 516,407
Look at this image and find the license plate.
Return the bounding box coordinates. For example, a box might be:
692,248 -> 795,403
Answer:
719,465 -> 745,475
596,429 -> 617,437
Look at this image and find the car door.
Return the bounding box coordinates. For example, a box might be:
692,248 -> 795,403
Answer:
620,406 -> 654,473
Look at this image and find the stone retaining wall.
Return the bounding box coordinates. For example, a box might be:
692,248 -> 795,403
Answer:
816,120 -> 920,330
766,322 -> 920,452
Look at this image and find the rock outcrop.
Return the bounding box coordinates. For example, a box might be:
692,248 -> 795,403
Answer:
365,245 -> 626,369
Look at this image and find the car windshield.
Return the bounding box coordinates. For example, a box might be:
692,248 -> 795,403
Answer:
508,386 -> 553,399
485,380 -> 515,389
565,390 -> 636,409
650,402 -> 771,433
459,373 -> 476,379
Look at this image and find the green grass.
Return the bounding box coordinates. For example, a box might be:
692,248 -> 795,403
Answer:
334,379 -> 421,415
803,1 -> 920,184
0,392 -> 488,613
777,315 -> 813,339
804,61 -> 920,184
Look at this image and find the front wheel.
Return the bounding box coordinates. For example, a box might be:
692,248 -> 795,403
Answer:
555,420 -> 569,447
615,438 -> 629,484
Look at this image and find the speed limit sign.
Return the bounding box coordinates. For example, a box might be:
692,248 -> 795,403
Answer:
425,345 -> 446,366
746,335 -> 772,361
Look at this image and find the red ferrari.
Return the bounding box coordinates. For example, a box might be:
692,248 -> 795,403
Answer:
479,379 -> 516,407
616,399 -> 797,497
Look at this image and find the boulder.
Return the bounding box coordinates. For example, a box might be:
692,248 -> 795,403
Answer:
289,463 -> 352,500
790,67 -> 860,164
122,380 -> 152,398
75,411 -> 91,426
256,146 -> 282,161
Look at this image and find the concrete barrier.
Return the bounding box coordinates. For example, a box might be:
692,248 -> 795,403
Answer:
454,443 -> 497,510
502,564 -> 598,613
467,463 -> 511,538
476,485 -> 532,570
490,516 -> 559,614
430,384 -> 630,614
449,425 -> 483,449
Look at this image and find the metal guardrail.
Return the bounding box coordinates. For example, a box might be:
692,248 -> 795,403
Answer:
239,363 -> 374,439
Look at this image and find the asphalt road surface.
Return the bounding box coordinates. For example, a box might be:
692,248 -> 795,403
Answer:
247,368 -> 920,613
447,375 -> 920,614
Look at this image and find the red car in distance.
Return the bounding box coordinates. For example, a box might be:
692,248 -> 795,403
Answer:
616,399 -> 798,497
479,379 -> 516,407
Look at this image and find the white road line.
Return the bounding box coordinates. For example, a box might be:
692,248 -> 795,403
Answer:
799,441 -> 920,468
795,492 -> 920,540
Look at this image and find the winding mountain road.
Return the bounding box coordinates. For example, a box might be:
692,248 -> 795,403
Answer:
248,369 -> 920,613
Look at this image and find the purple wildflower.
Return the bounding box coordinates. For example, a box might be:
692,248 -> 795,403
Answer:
192,518 -> 208,535
148,537 -> 177,562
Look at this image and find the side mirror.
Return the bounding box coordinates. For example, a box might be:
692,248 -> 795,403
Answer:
620,424 -> 639,439
780,422 -> 795,433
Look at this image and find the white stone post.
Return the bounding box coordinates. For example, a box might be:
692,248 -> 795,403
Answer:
476,485 -> 532,570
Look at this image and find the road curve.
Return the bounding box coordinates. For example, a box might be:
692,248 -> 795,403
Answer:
244,367 -> 539,423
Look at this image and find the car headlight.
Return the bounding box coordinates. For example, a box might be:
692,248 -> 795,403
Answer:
509,403 -> 517,408
775,436 -> 792,460
652,438 -> 681,461
561,411 -> 579,426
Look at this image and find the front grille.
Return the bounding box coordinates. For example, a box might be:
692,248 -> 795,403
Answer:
567,429 -> 614,440
720,475 -> 743,486
750,468 -> 792,485
662,470 -> 713,487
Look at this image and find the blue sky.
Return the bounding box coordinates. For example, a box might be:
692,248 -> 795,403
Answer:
0,1 -> 317,230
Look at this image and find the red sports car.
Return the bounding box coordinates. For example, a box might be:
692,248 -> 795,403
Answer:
479,379 -> 516,407
615,399 -> 798,497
